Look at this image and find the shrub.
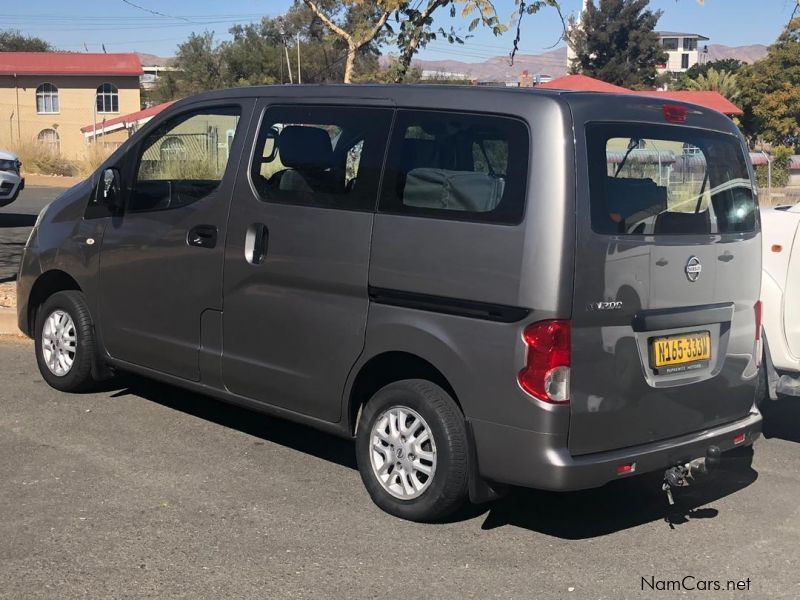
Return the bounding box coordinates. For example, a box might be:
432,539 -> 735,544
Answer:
9,139 -> 78,177
755,145 -> 792,189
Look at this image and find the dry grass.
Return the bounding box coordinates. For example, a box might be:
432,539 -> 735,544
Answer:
7,140 -> 114,178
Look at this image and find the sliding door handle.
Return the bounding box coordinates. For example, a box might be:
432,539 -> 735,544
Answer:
188,224 -> 218,249
245,223 -> 269,265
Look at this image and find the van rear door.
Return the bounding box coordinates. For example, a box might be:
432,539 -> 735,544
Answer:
568,109 -> 760,456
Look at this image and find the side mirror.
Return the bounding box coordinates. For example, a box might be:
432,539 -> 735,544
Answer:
99,167 -> 124,213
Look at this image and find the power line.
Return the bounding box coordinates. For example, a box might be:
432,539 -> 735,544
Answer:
120,0 -> 198,23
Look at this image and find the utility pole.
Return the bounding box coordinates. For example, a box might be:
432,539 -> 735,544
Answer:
296,33 -> 302,84
284,42 -> 294,84
278,20 -> 294,84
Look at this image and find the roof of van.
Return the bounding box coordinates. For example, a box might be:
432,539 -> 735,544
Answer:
154,84 -> 742,135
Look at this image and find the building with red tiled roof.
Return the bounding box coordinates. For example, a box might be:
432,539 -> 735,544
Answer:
0,52 -> 143,157
537,74 -> 743,117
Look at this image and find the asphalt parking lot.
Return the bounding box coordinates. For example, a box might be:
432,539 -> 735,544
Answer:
0,186 -> 56,282
1,187 -> 800,598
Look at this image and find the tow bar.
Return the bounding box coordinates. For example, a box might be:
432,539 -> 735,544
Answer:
662,445 -> 721,505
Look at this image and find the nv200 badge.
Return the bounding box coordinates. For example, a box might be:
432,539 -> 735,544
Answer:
586,301 -> 623,311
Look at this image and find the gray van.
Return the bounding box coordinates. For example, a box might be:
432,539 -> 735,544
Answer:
16,86 -> 763,521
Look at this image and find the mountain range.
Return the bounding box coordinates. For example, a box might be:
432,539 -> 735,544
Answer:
402,44 -> 768,82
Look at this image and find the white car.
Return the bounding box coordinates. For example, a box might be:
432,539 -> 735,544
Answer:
0,150 -> 24,207
760,204 -> 800,401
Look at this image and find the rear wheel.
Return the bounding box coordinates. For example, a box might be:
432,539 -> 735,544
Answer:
355,379 -> 469,522
34,291 -> 97,392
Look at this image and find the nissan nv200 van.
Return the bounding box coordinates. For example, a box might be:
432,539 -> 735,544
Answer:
16,85 -> 763,521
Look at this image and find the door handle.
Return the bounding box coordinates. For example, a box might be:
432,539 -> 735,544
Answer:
655,258 -> 668,267
718,252 -> 734,263
188,224 -> 218,249
245,223 -> 269,265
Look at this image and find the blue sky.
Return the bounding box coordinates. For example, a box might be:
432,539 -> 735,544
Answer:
3,0 -> 796,59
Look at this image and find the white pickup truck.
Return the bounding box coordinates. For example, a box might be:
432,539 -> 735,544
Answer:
760,203 -> 800,402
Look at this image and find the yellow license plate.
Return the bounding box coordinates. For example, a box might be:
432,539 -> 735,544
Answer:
651,331 -> 711,369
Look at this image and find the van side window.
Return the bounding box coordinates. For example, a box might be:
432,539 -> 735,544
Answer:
129,106 -> 241,212
379,110 -> 529,224
251,106 -> 393,211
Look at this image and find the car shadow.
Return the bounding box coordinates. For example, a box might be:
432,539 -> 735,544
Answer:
109,375 -> 357,470
0,213 -> 36,228
109,374 -> 758,538
762,397 -> 800,443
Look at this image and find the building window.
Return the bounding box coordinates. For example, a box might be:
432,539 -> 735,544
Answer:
36,83 -> 59,114
681,53 -> 690,69
662,38 -> 679,51
37,128 -> 60,153
96,83 -> 119,113
683,38 -> 697,51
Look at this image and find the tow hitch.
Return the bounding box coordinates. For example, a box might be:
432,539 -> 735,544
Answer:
662,446 -> 721,505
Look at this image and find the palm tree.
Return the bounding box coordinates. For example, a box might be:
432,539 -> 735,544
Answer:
685,67 -> 741,101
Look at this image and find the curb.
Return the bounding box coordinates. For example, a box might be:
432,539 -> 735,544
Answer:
0,307 -> 22,337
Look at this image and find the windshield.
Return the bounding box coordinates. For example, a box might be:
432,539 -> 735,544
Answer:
587,124 -> 757,235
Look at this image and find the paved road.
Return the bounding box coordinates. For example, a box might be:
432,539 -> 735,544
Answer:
1,339 -> 799,599
0,186 -> 62,282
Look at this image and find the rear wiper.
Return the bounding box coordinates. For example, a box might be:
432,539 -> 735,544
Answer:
614,138 -> 641,178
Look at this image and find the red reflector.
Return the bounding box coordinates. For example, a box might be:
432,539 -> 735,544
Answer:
617,463 -> 636,475
518,320 -> 571,403
754,300 -> 762,342
771,244 -> 783,253
663,104 -> 688,124
734,433 -> 746,445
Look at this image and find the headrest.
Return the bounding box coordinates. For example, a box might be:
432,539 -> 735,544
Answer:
402,138 -> 440,171
278,126 -> 333,170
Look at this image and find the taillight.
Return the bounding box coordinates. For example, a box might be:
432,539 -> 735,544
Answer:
663,104 -> 688,124
518,320 -> 571,403
754,300 -> 762,342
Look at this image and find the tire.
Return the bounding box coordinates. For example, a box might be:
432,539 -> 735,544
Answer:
355,379 -> 469,522
34,291 -> 97,392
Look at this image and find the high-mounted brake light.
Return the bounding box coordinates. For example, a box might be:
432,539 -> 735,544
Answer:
518,320 -> 571,403
754,300 -> 762,342
663,104 -> 688,124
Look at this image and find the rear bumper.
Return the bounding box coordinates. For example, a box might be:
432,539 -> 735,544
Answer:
471,410 -> 762,491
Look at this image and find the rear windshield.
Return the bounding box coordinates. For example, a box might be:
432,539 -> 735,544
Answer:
587,124 -> 757,235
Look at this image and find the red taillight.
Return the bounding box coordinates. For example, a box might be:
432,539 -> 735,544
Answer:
518,320 -> 571,403
754,300 -> 762,342
663,104 -> 688,124
617,463 -> 636,475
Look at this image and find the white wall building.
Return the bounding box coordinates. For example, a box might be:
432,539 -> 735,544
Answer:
656,32 -> 710,76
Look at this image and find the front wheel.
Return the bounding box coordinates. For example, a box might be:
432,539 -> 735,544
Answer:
34,291 -> 98,392
355,379 -> 469,522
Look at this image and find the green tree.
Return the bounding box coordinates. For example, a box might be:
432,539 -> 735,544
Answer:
738,18 -> 800,149
567,0 -> 666,89
154,32 -> 226,101
302,0 -> 396,83
0,30 -> 52,51
684,58 -> 744,80
683,67 -> 740,101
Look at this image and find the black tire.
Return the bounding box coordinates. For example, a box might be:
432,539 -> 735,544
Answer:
34,290 -> 97,392
355,379 -> 469,522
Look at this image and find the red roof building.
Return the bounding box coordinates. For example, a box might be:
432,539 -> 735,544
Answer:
537,74 -> 743,116
0,52 -> 143,77
82,101 -> 176,138
0,52 -> 143,156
